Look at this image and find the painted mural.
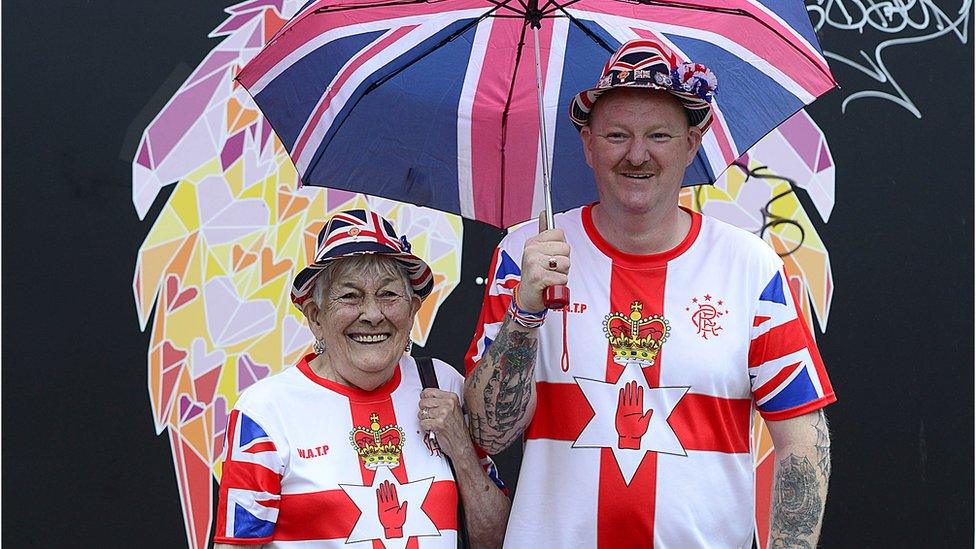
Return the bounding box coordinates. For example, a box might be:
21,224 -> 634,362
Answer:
681,108 -> 836,547
131,2 -> 462,547
131,1 -> 835,547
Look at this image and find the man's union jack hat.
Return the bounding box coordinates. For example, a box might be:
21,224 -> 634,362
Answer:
291,209 -> 433,308
569,39 -> 718,133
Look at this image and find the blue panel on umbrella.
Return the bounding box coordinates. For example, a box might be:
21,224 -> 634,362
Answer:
550,22 -> 612,212
254,30 -> 387,151
750,0 -> 823,56
664,33 -> 805,160
306,18 -> 478,216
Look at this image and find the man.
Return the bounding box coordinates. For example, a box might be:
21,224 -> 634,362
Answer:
463,39 -> 835,548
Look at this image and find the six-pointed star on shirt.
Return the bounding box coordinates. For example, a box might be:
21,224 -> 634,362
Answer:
574,364 -> 689,485
339,466 -> 439,547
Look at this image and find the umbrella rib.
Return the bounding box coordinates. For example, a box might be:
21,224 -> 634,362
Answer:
552,3 -> 616,53
492,13 -> 561,18
486,0 -> 531,17
541,0 -> 581,15
497,19 -> 531,226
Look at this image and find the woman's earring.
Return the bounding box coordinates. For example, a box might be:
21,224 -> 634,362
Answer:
313,338 -> 326,355
404,340 -> 413,354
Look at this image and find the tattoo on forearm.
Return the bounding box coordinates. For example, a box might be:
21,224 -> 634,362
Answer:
770,455 -> 821,549
813,411 -> 831,481
472,321 -> 538,449
467,412 -> 505,451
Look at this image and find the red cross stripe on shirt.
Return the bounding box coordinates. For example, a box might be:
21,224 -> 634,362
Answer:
526,384 -> 752,454
273,482 -> 458,542
521,254 -> 752,545
525,381 -> 753,546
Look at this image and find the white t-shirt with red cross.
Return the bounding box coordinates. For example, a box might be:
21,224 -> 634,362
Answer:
465,204 -> 836,548
215,354 -> 503,547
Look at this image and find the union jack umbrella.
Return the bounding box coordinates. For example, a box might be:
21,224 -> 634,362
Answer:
236,0 -> 836,229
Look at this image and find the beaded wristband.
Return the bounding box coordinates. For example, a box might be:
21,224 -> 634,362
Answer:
509,284 -> 547,329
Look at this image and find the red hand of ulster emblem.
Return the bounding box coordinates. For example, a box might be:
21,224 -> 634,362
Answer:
376,479 -> 408,538
615,380 -> 653,449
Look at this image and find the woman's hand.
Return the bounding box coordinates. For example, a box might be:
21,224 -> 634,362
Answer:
417,388 -> 474,460
420,390 -> 512,549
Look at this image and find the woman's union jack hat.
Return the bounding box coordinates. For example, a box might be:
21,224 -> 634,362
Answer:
291,209 -> 434,307
569,39 -> 718,133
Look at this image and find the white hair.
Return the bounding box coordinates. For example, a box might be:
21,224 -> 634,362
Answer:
312,254 -> 414,306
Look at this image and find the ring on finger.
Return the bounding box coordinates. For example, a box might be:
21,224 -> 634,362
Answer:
421,407 -> 430,418
547,257 -> 558,270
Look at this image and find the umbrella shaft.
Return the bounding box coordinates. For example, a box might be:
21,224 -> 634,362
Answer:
532,24 -> 555,231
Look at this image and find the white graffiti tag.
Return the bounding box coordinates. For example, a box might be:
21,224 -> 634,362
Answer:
806,0 -> 971,118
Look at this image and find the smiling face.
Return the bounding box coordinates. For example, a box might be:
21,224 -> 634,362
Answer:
302,255 -> 421,391
580,88 -> 702,217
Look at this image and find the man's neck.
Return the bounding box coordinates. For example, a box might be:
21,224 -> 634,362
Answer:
590,202 -> 691,255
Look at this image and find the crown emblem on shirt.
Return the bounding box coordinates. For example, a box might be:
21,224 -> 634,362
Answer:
349,412 -> 404,469
603,300 -> 670,367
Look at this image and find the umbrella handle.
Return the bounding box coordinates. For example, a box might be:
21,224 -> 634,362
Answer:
544,284 -> 570,310
530,23 -> 567,311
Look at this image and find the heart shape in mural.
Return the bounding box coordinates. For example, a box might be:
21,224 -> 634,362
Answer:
260,247 -> 292,284
197,175 -> 269,245
237,353 -> 271,392
166,275 -> 198,312
232,244 -> 258,272
179,394 -> 206,424
189,338 -> 224,378
162,341 -> 188,371
277,185 -> 310,222
203,277 -> 275,347
189,338 -> 224,404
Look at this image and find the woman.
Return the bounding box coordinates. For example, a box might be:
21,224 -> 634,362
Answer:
214,209 -> 510,548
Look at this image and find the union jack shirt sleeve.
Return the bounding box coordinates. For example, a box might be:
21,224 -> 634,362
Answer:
475,444 -> 508,494
748,268 -> 836,421
214,408 -> 285,544
463,240 -> 524,374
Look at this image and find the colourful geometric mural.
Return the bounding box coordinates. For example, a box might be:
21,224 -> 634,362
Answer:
131,2 -> 462,547
680,108 -> 836,549
131,2 -> 834,548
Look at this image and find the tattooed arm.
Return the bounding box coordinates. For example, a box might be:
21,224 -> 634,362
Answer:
765,410 -> 832,548
464,318 -> 541,454
464,214 -> 571,454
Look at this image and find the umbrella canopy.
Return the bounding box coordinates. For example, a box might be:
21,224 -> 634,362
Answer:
237,0 -> 835,228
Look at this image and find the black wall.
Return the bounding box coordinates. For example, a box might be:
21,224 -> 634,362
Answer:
3,1 -> 973,547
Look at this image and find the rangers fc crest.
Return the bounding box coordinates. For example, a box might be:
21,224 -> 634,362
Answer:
686,294 -> 728,340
